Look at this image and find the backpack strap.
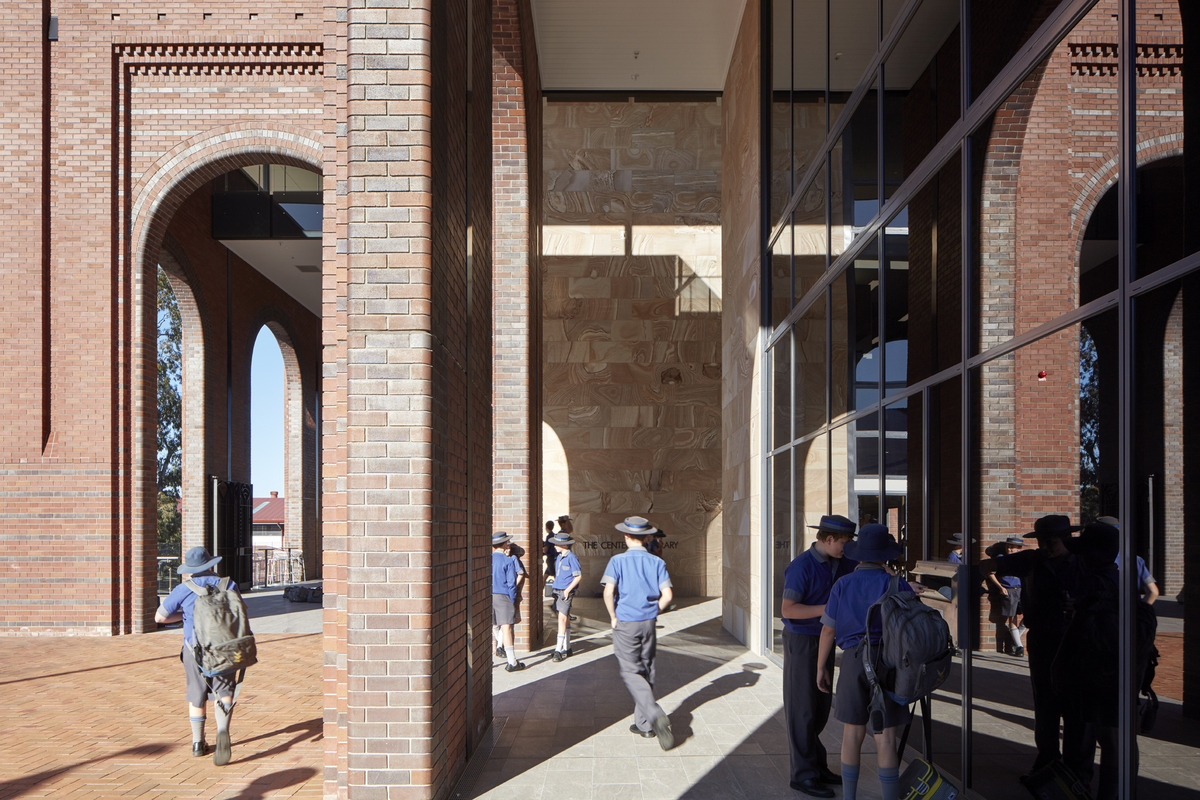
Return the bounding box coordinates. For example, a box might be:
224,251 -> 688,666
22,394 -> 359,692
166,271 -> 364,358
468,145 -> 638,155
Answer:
218,576 -> 231,591
184,578 -> 204,596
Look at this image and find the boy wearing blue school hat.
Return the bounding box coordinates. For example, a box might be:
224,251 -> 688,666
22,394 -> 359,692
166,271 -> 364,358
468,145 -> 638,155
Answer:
492,532 -> 525,672
602,516 -> 675,750
549,529 -> 582,661
817,524 -> 914,800
780,514 -> 858,798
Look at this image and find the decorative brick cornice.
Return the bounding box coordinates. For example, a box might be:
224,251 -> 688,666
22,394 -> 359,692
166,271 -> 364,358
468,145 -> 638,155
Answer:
1069,41 -> 1183,77
116,41 -> 324,77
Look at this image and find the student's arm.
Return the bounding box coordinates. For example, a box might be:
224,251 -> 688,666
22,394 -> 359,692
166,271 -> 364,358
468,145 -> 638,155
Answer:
603,581 -> 618,626
1144,581 -> 1160,605
816,626 -> 836,693
658,585 -> 674,613
985,574 -> 1007,595
155,608 -> 183,624
155,587 -> 184,624
780,598 -> 825,620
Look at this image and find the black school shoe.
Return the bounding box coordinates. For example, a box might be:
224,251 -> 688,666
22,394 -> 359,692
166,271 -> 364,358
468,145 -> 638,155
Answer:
495,646 -> 505,658
790,779 -> 835,798
192,740 -> 207,757
652,713 -> 675,751
816,765 -> 842,785
629,723 -> 656,738
504,661 -> 525,672
214,731 -> 231,767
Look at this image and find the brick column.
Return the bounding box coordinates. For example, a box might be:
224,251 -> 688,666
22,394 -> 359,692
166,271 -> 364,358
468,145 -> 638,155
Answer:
492,0 -> 542,651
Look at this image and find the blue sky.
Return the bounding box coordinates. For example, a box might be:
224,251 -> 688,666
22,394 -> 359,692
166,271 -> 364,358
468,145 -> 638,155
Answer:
251,327 -> 286,497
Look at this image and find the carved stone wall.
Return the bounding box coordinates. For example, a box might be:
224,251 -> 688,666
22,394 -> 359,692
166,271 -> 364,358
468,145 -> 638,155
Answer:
542,99 -> 723,597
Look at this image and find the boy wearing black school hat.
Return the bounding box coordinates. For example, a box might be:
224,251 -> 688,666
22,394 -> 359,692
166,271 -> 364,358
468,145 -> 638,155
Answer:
780,514 -> 858,798
817,524 -> 914,800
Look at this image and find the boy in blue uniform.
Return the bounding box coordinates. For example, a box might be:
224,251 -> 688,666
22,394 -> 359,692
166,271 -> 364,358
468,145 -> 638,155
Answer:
780,514 -> 858,798
985,535 -> 1026,656
549,529 -> 582,661
492,531 -> 525,672
155,546 -> 244,765
602,516 -> 675,750
817,525 -> 914,800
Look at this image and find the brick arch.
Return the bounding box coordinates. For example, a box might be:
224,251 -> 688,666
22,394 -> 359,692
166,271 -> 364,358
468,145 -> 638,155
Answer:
129,124 -> 323,607
245,306 -> 320,581
157,233 -> 211,554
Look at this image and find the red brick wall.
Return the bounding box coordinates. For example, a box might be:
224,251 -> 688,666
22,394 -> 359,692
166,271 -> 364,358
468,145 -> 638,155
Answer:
492,0 -> 543,652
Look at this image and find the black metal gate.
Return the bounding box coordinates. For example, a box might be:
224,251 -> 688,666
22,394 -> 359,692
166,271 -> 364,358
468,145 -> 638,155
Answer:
208,477 -> 254,589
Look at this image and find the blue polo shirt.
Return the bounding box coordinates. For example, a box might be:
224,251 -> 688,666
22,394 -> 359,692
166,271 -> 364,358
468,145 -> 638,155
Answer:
553,550 -> 582,590
781,543 -> 858,636
601,547 -> 672,622
493,551 -> 518,601
948,551 -> 962,564
159,574 -> 242,646
821,564 -> 912,649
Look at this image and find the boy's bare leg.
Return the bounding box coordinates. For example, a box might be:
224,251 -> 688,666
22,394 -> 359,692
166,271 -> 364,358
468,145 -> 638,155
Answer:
841,723 -> 867,766
873,727 -> 899,769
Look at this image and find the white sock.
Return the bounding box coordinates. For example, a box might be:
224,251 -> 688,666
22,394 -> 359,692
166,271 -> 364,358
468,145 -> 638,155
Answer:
556,634 -> 567,652
506,649 -> 518,667
562,626 -> 570,649
493,627 -> 501,647
1009,627 -> 1023,649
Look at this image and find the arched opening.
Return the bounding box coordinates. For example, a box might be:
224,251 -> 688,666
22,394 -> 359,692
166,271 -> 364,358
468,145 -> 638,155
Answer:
134,142 -> 324,599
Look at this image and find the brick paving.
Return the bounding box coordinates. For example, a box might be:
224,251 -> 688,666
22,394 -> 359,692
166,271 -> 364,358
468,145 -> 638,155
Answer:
0,631 -> 323,800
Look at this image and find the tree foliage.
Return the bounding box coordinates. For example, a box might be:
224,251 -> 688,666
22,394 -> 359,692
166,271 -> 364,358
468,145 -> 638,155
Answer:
157,268 -> 183,497
1079,324 -> 1101,522
157,269 -> 183,558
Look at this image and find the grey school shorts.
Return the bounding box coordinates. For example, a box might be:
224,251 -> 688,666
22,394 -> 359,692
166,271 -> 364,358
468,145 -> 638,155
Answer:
833,644 -> 912,729
553,589 -> 574,616
992,585 -> 1022,617
181,644 -> 236,706
493,593 -> 517,626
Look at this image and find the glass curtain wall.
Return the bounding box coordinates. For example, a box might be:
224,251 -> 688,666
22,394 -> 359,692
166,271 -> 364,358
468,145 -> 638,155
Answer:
765,0 -> 1200,797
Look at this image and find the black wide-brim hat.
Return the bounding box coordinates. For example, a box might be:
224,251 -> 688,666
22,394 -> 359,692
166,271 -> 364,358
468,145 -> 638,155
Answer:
1022,514 -> 1083,540
843,523 -> 904,562
178,545 -> 222,575
807,514 -> 856,537
1066,521 -> 1119,561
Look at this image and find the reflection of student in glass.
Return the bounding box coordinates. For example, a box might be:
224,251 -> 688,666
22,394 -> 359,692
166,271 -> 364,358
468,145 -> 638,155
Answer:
985,536 -> 1026,656
946,532 -> 973,564
1097,516 -> 1160,604
980,514 -> 1085,780
1053,521 -> 1151,800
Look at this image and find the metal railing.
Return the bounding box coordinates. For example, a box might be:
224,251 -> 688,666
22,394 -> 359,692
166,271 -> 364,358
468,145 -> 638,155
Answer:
251,548 -> 305,588
157,557 -> 181,594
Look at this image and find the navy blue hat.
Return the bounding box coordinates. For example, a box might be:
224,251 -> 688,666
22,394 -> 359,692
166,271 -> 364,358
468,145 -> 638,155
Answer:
807,514 -> 857,537
492,531 -> 513,546
1023,514 -> 1082,540
844,524 -> 904,562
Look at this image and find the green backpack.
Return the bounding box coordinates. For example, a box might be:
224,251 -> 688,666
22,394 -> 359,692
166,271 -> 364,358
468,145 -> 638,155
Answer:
185,577 -> 258,679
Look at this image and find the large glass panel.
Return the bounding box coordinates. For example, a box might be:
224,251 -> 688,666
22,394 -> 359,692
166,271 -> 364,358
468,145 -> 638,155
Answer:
883,0 -> 960,195
793,0 -> 828,189
830,0 -> 879,131
774,331 -> 793,449
795,432 -> 830,544
970,4 -> 1118,355
795,296 -> 828,440
772,223 -> 794,330
832,284 -> 850,421
833,80 -> 880,245
772,451 -> 793,655
882,395 -> 909,542
771,0 -> 793,227
884,154 -> 963,395
1135,4 -> 1190,280
1132,275 -> 1200,799
794,166 -> 829,301
969,0 -> 1068,104
830,418 -> 877,529
847,237 -> 881,411
968,311 -> 1119,796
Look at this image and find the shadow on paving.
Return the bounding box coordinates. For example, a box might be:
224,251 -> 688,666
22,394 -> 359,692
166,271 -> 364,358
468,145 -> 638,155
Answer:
0,743 -> 172,800
217,767 -> 318,800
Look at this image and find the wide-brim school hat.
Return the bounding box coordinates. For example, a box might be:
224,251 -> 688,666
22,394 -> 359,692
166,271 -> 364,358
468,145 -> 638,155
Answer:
1022,514 -> 1082,540
946,533 -> 976,546
615,516 -> 658,536
1096,515 -> 1121,528
1066,521 -> 1119,561
1004,535 -> 1026,546
548,532 -> 575,546
178,545 -> 222,574
492,531 -> 513,546
843,523 -> 904,562
807,514 -> 856,537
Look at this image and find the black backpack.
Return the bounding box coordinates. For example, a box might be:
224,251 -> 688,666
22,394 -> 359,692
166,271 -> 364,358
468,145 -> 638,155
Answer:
862,575 -> 956,732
